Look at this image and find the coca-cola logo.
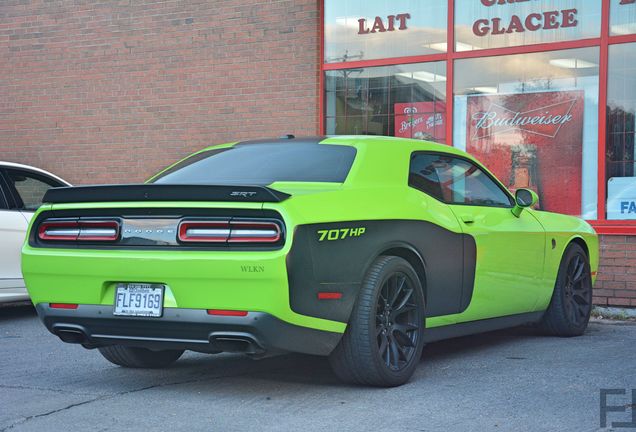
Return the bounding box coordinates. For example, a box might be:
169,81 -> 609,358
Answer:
471,98 -> 577,140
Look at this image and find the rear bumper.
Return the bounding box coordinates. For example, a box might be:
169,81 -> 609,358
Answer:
35,304 -> 342,356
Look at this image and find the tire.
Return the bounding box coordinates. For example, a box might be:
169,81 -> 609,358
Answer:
328,256 -> 426,387
539,243 -> 593,337
98,345 -> 184,368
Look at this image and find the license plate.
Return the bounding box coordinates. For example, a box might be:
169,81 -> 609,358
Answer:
114,283 -> 164,317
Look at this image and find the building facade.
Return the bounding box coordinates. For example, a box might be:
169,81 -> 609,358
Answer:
1,0 -> 636,307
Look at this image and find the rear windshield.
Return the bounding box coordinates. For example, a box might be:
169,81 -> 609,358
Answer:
151,143 -> 357,185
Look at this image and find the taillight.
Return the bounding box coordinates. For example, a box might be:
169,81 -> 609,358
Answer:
178,219 -> 281,244
38,219 -> 120,242
228,221 -> 281,243
178,220 -> 230,243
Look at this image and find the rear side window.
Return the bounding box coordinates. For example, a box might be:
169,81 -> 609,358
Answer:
4,169 -> 63,211
152,143 -> 357,185
409,153 -> 513,208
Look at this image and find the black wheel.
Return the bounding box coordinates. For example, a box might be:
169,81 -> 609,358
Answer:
98,345 -> 184,368
328,256 -> 426,387
539,243 -> 593,337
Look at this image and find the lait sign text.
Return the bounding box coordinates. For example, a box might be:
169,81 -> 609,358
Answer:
358,13 -> 410,34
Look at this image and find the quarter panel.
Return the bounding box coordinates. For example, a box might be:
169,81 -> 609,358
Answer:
527,210 -> 599,311
287,220 -> 476,323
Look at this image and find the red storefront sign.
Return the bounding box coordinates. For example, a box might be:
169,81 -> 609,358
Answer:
358,13 -> 411,34
466,90 -> 584,216
472,0 -> 579,37
394,102 -> 446,142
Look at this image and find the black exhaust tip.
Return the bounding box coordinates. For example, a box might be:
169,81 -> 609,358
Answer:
54,327 -> 88,344
209,333 -> 265,355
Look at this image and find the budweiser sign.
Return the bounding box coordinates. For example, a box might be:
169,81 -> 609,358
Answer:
466,90 -> 585,216
471,98 -> 577,140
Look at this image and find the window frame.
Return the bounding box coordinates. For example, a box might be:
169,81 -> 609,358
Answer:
0,171 -> 10,210
408,150 -> 515,209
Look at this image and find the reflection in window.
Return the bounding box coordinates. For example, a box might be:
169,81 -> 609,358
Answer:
409,154 -> 512,207
453,47 -> 599,219
610,0 -> 636,35
606,43 -> 636,220
325,62 -> 446,142
454,0 -> 601,51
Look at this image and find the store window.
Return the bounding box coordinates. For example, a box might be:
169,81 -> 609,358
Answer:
325,62 -> 447,141
610,0 -> 636,35
606,43 -> 636,220
455,0 -> 601,51
453,47 -> 600,219
324,0 -> 447,63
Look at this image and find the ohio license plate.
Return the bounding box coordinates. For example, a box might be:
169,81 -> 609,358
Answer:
114,283 -> 164,317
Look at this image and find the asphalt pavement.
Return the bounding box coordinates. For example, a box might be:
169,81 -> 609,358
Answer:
1,303 -> 634,432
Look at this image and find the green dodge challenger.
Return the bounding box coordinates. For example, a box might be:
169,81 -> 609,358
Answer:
22,136 -> 598,387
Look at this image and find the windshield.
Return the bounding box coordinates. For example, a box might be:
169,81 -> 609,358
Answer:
151,143 -> 357,185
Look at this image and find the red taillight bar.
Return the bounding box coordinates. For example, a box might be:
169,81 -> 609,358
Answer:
38,221 -> 80,241
318,292 -> 343,300
38,219 -> 120,242
207,309 -> 248,317
178,220 -> 230,243
50,303 -> 79,309
227,221 -> 281,243
178,219 -> 281,244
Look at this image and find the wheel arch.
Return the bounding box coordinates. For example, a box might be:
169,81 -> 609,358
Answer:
376,243 -> 428,303
567,236 -> 589,258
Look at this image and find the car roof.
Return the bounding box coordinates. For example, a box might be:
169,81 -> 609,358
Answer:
202,136 -> 474,160
319,135 -> 471,157
0,161 -> 71,186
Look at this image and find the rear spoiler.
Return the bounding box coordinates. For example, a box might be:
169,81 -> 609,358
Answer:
42,184 -> 291,204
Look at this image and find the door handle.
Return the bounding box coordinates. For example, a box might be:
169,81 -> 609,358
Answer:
460,215 -> 474,224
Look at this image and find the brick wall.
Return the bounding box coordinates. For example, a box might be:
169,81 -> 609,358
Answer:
594,235 -> 636,307
0,0 -> 320,185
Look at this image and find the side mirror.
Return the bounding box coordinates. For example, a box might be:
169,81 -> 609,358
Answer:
511,188 -> 539,217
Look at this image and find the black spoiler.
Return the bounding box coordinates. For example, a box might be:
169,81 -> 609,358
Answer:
42,184 -> 291,204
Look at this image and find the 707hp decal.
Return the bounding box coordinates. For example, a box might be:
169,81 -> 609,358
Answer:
317,227 -> 366,242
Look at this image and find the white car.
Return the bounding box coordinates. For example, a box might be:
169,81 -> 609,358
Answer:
0,162 -> 70,303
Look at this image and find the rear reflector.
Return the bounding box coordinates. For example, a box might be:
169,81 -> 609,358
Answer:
38,219 -> 119,242
207,309 -> 248,317
317,292 -> 343,300
178,219 -> 281,244
50,303 -> 79,309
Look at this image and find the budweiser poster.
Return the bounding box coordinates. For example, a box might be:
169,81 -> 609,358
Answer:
466,90 -> 584,216
395,102 -> 446,142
